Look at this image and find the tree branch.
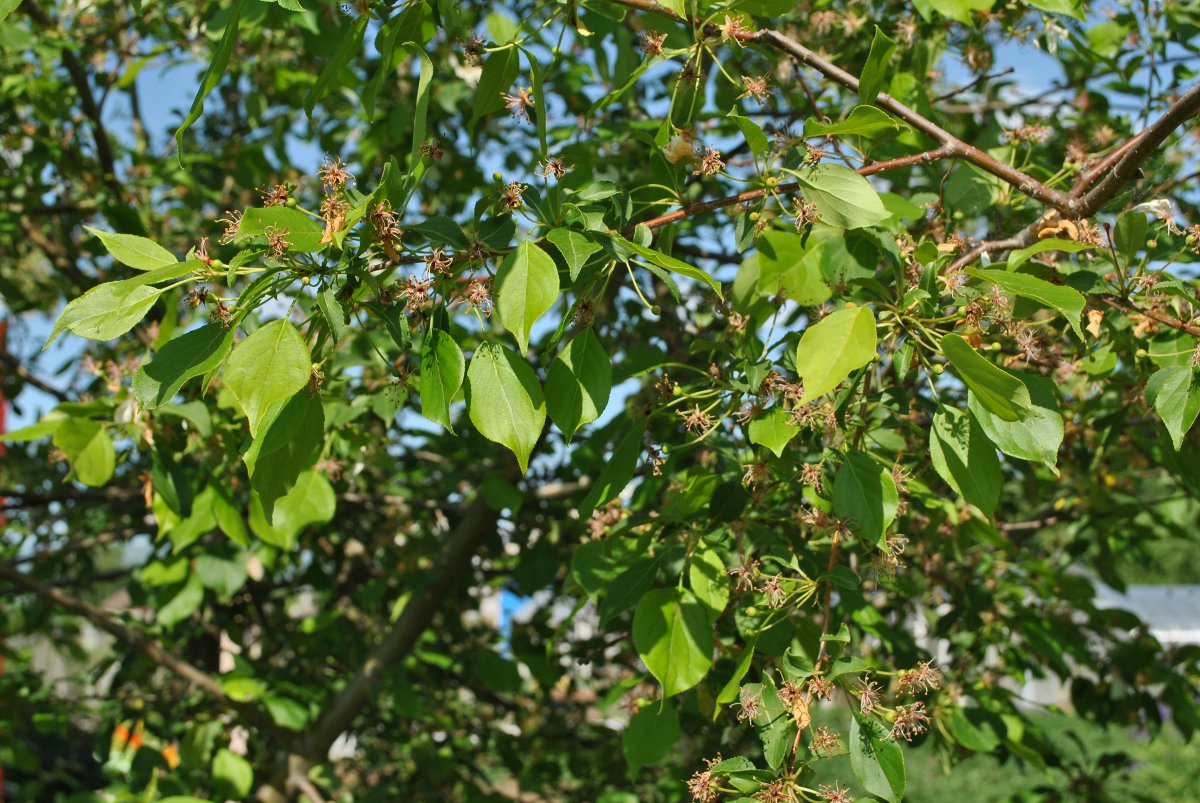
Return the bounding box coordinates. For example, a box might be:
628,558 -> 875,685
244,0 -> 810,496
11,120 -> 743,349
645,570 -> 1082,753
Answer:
296,493 -> 501,762
0,559 -> 274,731
21,0 -> 125,203
1071,84 -> 1200,216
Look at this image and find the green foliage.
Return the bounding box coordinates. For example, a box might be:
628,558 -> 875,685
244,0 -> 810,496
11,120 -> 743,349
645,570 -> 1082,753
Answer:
5,0 -> 1200,800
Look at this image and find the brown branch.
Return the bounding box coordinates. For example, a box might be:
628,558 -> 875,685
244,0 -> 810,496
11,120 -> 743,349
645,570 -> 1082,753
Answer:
948,222 -> 1040,272
0,351 -> 71,403
1071,84 -> 1200,217
931,66 -> 1015,103
1101,295 -> 1200,338
636,147 -> 953,232
296,493 -> 501,763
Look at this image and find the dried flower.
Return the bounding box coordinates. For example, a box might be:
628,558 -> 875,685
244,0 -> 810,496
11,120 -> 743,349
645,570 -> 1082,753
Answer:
402,274 -> 433,315
320,196 -> 349,243
743,461 -> 770,488
755,780 -> 792,803
419,140 -> 444,162
897,660 -> 941,696
719,14 -> 749,45
694,147 -> 725,177
463,34 -> 486,66
210,301 -> 232,329
687,756 -> 720,803
307,367 -> 324,393
807,674 -> 835,701
662,131 -> 698,164
759,574 -> 786,608
679,405 -> 713,433
501,181 -> 528,212
216,210 -> 242,244
587,500 -> 624,538
537,156 -> 572,180
1015,327 -> 1040,361
793,197 -> 819,230
819,783 -> 855,803
574,298 -> 596,327
729,554 -> 760,591
425,248 -> 454,276
264,225 -> 291,258
640,30 -> 668,56
739,74 -> 773,104
803,144 -> 828,166
799,463 -> 823,493
736,688 -> 762,722
501,87 -> 535,122
811,725 -> 843,754
186,286 -> 209,309
889,701 -> 931,741
259,183 -> 290,207
645,444 -> 667,476
318,155 -> 353,192
855,677 -> 882,714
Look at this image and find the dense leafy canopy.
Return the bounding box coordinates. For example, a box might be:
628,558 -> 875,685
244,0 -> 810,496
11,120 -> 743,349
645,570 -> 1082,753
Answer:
5,0 -> 1200,800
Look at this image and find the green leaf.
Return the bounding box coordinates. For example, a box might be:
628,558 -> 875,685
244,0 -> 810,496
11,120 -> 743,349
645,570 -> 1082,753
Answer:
919,0 -> 995,23
632,588 -> 713,697
1114,210 -> 1149,263
46,263 -> 195,346
858,26 -> 897,105
715,639 -> 757,711
600,557 -> 660,625
52,419 -> 115,487
968,372 -> 1063,469
579,420 -> 646,515
929,408 -> 1001,517
545,328 -> 612,441
304,15 -> 368,117
316,288 -> 345,342
546,228 -> 602,281
157,574 -> 204,628
747,678 -> 794,769
495,240 -> 560,356
796,306 -> 877,404
942,333 -> 1033,422
804,105 -> 906,138
968,268 -> 1086,340
133,324 -> 233,409
176,0 -> 245,162
237,207 -> 325,253
0,0 -> 21,22
244,391 -> 325,519
213,748 -> 254,800
690,547 -> 730,622
755,232 -> 833,305
623,701 -> 680,777
1005,238 -> 1093,271
85,227 -> 176,271
728,108 -> 769,155
1026,0 -> 1085,18
420,327 -> 466,431
1146,366 -> 1200,451
850,714 -> 906,803
748,408 -> 799,457
832,451 -> 898,545
796,164 -> 890,229
263,696 -> 310,730
401,42 -> 434,169
249,470 -> 336,550
465,342 -> 547,472
616,235 -> 723,294
469,46 -> 520,136
731,0 -> 795,12
224,320 -> 313,437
